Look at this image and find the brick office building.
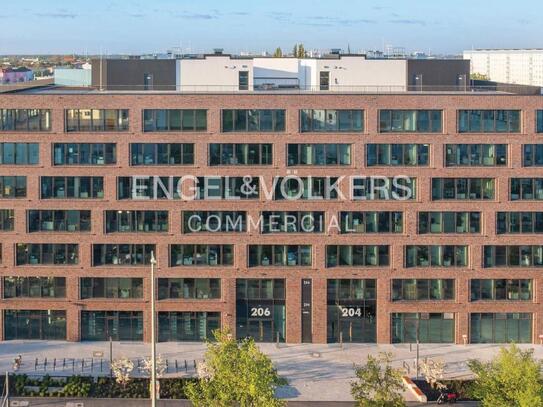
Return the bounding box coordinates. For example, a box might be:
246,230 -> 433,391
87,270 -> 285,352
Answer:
0,56 -> 542,345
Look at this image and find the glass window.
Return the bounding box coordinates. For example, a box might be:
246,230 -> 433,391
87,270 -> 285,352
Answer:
366,144 -> 428,166
105,210 -> 168,233
158,312 -> 220,342
27,210 -> 91,232
288,144 -> 351,166
432,178 -> 494,200
484,245 -> 543,267
4,277 -> 66,298
92,244 -> 155,266
497,212 -> 543,234
0,143 -> 39,165
16,243 -> 79,265
379,110 -> 442,133
157,278 -> 221,300
445,144 -> 507,166
340,211 -> 403,233
4,310 -> 66,340
0,109 -> 50,131
130,143 -> 194,166
221,110 -> 285,132
248,245 -> 311,267
458,110 -> 521,133
405,245 -> 467,268
300,109 -> 363,132
40,176 -> 103,199
80,278 -> 143,299
470,313 -> 531,343
81,311 -> 142,341
418,212 -> 480,234
209,144 -> 272,165
0,176 -> 26,198
391,313 -> 454,343
170,245 -> 233,267
143,109 -> 206,132
326,245 -> 389,267
510,178 -> 543,200
65,109 -> 128,132
392,279 -> 455,301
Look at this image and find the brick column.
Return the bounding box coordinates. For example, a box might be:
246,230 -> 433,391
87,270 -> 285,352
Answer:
312,277 -> 327,343
286,277 -> 301,343
377,277 -> 391,343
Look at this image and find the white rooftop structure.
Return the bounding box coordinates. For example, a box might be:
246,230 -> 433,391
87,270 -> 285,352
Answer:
464,49 -> 543,87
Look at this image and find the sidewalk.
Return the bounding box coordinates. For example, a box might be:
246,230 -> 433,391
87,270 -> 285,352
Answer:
1,341 -> 540,402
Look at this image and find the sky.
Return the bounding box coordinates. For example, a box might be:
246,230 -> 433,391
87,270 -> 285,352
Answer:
0,0 -> 540,55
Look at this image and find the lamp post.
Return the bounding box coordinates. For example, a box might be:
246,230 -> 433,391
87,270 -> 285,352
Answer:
150,251 -> 157,407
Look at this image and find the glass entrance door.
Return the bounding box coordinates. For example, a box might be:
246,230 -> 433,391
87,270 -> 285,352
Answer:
248,320 -> 274,342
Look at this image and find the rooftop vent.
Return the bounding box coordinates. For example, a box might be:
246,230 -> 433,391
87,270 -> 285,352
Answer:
330,48 -> 341,55
213,48 -> 224,55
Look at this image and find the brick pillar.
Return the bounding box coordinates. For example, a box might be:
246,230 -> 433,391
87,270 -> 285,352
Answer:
456,277 -> 470,344
66,306 -> 80,342
312,277 -> 327,343
223,278 -> 237,335
377,278 -> 390,343
286,277 -> 301,343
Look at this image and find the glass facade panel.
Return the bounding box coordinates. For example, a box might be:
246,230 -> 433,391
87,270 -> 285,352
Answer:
458,110 -> 521,133
4,310 -> 66,340
170,244 -> 233,266
0,109 -> 51,131
236,279 -> 286,342
222,110 -> 285,132
391,313 -> 455,343
470,313 -> 532,343
379,110 -> 442,132
81,311 -> 143,341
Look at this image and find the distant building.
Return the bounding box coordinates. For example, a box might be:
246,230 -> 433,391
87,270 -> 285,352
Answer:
464,49 -> 543,86
54,65 -> 92,87
0,67 -> 33,84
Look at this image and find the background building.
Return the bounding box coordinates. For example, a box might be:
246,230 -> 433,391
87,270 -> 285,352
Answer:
464,49 -> 543,87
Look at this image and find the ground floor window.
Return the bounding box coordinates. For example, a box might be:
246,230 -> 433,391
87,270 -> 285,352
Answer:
391,312 -> 454,343
4,309 -> 66,340
327,279 -> 376,343
470,313 -> 532,343
236,279 -> 286,342
158,312 -> 220,342
81,311 -> 143,341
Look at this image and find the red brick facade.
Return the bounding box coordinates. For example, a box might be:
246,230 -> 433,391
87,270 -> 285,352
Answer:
0,92 -> 542,344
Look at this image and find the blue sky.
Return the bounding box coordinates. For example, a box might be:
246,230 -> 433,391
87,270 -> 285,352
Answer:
0,0 -> 539,55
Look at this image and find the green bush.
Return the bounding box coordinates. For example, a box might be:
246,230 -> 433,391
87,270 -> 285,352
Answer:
8,374 -> 195,399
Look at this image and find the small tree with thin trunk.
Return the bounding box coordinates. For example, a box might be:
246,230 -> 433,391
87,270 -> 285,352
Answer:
468,344 -> 543,407
111,357 -> 134,388
186,329 -> 285,407
351,352 -> 406,407
273,47 -> 283,58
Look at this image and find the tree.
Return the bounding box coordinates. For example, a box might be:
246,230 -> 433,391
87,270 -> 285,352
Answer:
471,72 -> 490,81
351,352 -> 406,407
292,44 -> 307,58
111,357 -> 134,387
185,329 -> 285,407
419,358 -> 446,389
468,344 -> 543,407
273,47 -> 283,58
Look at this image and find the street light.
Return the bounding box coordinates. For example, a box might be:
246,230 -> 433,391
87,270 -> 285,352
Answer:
150,251 -> 157,407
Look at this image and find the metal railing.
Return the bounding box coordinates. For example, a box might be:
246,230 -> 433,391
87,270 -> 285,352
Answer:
2,81 -> 541,95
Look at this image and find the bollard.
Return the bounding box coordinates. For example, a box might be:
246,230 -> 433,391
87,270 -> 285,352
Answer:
184,360 -> 187,372
100,359 -> 103,372
276,331 -> 280,348
44,358 -> 48,371
53,359 -> 56,371
339,332 -> 343,350
175,360 -> 178,373
91,358 -> 94,372
72,359 -> 75,372
81,359 -> 85,371
165,359 -> 169,373
34,358 -> 38,370
62,358 -> 66,369
193,360 -> 197,370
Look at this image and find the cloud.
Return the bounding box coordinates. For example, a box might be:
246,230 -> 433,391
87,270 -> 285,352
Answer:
388,19 -> 426,26
301,16 -> 376,26
34,12 -> 77,19
174,12 -> 217,20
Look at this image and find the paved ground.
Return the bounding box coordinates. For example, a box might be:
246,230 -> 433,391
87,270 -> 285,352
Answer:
1,341 -> 540,402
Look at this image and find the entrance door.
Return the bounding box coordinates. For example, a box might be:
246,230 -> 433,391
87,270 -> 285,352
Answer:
248,320 -> 274,342
28,316 -> 41,339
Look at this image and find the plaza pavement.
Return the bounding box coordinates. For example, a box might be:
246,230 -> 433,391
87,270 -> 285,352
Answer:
1,341 -> 540,402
